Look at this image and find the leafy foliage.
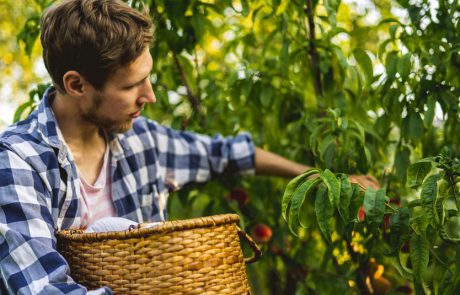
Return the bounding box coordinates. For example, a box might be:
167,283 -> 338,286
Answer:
283,149 -> 460,294
0,0 -> 46,127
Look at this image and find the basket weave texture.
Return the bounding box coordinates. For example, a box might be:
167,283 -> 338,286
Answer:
56,214 -> 260,294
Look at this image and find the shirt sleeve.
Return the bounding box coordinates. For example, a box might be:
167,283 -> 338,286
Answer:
149,122 -> 256,188
0,146 -> 112,295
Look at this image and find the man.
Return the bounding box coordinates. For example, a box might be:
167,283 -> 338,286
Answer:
0,0 -> 377,294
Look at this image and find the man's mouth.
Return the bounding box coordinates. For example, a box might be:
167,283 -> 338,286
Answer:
129,109 -> 142,118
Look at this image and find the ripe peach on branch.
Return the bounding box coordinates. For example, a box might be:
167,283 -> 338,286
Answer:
251,223 -> 272,244
226,187 -> 249,207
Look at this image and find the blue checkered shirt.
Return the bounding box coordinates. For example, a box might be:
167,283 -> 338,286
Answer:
0,87 -> 255,294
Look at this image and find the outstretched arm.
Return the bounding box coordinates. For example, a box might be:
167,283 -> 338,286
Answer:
254,147 -> 310,178
254,147 -> 379,189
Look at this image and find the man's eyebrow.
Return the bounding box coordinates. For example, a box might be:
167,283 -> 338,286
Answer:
126,74 -> 150,86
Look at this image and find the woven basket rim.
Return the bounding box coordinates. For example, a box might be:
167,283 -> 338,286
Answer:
56,213 -> 240,242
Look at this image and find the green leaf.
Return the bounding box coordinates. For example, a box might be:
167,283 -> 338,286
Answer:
191,14 -> 208,41
446,198 -> 458,213
378,39 -> 392,60
17,15 -> 41,57
407,160 -> 432,189
379,17 -> 403,26
410,233 -> 430,293
423,94 -> 436,129
280,39 -> 290,65
319,134 -> 336,161
353,48 -> 374,86
385,51 -> 399,80
348,120 -> 365,145
310,125 -> 331,155
260,86 -> 272,108
288,177 -> 322,234
348,184 -> 362,219
397,54 -> 411,81
320,169 -> 341,208
240,0 -> 249,16
332,45 -> 349,70
412,213 -> 429,234
409,112 -> 424,141
364,146 -> 372,168
434,197 -> 446,225
323,143 -> 337,169
440,216 -> 460,242
382,88 -> 401,118
282,169 -> 320,221
395,145 -> 411,182
437,178 -> 452,198
324,0 -> 341,13
13,101 -> 34,123
420,174 -> 439,223
390,25 -> 399,40
363,188 -> 386,224
315,185 -> 334,244
394,254 -> 413,279
403,112 -> 424,141
275,0 -> 289,15
389,207 -> 411,254
338,174 -> 352,221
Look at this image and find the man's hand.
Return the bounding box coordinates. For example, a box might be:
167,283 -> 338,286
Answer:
349,174 -> 380,190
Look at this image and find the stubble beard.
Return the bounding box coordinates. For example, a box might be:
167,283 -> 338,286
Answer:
81,93 -> 133,134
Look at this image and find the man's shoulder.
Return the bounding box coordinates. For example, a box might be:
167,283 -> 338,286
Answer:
0,114 -> 39,146
0,113 -> 53,161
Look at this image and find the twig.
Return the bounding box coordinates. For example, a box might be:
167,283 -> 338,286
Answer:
194,50 -> 202,102
305,0 -> 323,97
172,53 -> 205,127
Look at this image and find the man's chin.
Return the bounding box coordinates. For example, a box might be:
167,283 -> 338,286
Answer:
108,121 -> 133,134
84,114 -> 134,134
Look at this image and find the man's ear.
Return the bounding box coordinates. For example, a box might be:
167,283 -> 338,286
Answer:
62,71 -> 89,96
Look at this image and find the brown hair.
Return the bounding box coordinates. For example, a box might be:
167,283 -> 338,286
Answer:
40,0 -> 153,92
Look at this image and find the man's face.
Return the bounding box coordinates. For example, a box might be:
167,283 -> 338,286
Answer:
81,48 -> 156,133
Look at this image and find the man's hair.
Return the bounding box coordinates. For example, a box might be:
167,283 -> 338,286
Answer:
40,0 -> 153,92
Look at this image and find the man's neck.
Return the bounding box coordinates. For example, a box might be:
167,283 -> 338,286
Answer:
51,91 -> 107,184
51,91 -> 104,149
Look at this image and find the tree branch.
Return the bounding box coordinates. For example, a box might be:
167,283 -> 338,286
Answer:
172,52 -> 205,127
153,9 -> 205,128
305,0 -> 323,97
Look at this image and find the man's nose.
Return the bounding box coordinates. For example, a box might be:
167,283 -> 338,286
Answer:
139,79 -> 156,104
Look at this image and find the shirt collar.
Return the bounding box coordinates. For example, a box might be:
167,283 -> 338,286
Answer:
37,86 -> 63,151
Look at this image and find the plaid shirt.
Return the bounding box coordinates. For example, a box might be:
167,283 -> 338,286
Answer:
0,87 -> 255,294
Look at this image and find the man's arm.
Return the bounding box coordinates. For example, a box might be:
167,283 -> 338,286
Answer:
254,147 -> 310,178
254,147 -> 379,189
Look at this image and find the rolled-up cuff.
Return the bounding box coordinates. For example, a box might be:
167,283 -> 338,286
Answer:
228,132 -> 255,176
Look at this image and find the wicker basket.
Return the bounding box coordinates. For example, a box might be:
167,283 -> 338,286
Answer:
56,214 -> 261,294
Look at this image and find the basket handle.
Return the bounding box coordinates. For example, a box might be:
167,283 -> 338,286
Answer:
237,227 -> 262,264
